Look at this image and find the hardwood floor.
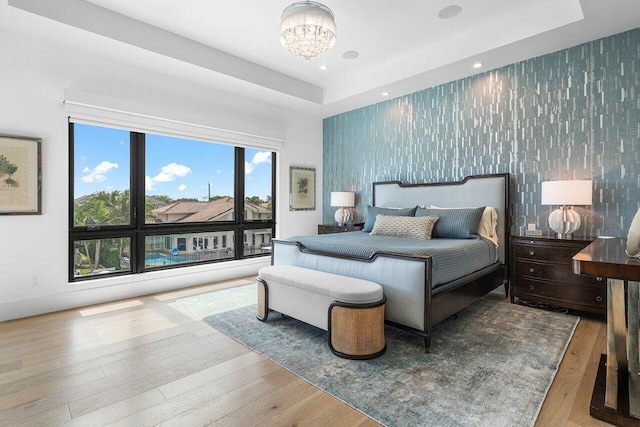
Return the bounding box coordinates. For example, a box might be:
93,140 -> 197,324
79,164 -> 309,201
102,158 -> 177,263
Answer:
0,277 -> 612,426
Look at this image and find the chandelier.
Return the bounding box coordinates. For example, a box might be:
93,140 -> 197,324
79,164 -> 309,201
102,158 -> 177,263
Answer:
280,1 -> 337,62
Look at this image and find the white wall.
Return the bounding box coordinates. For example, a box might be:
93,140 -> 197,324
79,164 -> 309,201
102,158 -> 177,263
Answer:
0,31 -> 323,321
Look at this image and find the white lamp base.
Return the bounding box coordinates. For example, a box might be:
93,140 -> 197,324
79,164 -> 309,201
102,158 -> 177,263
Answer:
548,206 -> 581,239
334,207 -> 352,226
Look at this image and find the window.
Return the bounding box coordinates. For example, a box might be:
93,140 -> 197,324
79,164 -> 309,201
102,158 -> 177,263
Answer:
69,122 -> 276,281
72,125 -> 130,227
145,134 -> 235,223
243,228 -> 272,255
244,148 -> 273,221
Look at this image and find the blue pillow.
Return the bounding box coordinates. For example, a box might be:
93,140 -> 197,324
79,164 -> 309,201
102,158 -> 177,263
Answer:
415,206 -> 485,238
363,205 -> 417,232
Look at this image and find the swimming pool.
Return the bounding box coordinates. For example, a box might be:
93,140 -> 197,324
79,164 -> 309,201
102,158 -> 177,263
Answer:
145,253 -> 194,266
145,251 -> 234,266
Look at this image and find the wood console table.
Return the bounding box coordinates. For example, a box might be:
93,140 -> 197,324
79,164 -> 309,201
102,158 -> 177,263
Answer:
573,237 -> 640,426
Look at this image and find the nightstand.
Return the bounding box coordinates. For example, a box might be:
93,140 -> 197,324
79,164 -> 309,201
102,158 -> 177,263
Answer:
510,234 -> 605,314
318,223 -> 364,234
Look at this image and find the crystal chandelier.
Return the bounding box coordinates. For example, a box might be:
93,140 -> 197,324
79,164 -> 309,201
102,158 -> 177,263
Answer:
280,1 -> 337,62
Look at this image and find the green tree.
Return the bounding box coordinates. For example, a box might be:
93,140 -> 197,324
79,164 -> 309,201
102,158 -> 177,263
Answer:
74,198 -> 110,272
151,195 -> 174,204
93,190 -> 130,224
93,190 -> 130,262
75,190 -> 130,272
245,196 -> 265,205
145,199 -> 158,222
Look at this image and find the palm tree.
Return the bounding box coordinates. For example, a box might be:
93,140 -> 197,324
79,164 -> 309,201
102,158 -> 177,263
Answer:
93,190 -> 131,262
93,190 -> 130,225
74,198 -> 110,271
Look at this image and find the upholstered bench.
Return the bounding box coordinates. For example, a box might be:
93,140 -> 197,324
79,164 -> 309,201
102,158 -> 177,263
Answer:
257,265 -> 386,359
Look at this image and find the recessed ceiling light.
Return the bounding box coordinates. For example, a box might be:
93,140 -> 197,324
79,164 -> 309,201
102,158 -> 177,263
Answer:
438,5 -> 462,19
473,62 -> 484,69
342,51 -> 360,60
319,65 -> 328,70
381,92 -> 390,96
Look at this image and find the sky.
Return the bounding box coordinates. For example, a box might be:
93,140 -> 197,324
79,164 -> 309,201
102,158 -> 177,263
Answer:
73,123 -> 273,201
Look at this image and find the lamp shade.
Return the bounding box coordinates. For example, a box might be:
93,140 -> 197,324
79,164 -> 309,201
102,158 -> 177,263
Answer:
541,180 -> 592,206
330,192 -> 355,207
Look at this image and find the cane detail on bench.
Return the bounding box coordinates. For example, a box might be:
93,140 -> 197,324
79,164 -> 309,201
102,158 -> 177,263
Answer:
256,265 -> 386,359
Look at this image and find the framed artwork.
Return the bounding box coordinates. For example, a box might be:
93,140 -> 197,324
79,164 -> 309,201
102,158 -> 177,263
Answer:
289,166 -> 315,210
0,134 -> 42,215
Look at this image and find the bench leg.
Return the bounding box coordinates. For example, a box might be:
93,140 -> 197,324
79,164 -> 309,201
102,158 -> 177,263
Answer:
256,278 -> 269,322
328,296 -> 387,359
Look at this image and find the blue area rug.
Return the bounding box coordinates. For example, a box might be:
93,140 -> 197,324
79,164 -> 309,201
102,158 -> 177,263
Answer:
176,284 -> 579,427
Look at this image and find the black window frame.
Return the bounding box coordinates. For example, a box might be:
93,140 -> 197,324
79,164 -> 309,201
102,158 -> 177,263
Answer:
68,122 -> 276,282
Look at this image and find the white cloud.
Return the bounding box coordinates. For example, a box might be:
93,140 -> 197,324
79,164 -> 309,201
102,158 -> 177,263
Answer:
145,176 -> 156,191
152,162 -> 191,183
253,151 -> 272,164
81,161 -> 118,183
245,151 -> 271,175
146,163 -> 191,192
244,161 -> 254,175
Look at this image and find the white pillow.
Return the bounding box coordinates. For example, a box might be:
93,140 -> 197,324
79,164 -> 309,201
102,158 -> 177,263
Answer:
430,205 -> 499,246
627,208 -> 640,258
369,214 -> 438,240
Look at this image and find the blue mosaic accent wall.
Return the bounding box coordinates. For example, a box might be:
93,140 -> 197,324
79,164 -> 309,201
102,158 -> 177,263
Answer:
323,29 -> 640,238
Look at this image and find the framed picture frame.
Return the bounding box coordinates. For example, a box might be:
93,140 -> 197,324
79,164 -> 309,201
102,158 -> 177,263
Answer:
0,134 -> 42,215
289,166 -> 315,211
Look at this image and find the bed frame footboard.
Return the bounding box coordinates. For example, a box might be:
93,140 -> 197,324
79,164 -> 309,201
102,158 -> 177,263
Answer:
271,239 -> 507,353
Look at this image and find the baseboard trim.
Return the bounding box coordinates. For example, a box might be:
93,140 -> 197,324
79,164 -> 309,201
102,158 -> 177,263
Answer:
0,257 -> 270,322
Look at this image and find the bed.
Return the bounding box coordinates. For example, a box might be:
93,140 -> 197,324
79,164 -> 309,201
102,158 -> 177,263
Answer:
271,173 -> 510,352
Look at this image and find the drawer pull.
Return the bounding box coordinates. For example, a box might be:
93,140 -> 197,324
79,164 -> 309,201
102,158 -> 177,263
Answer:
529,268 -> 535,273
529,251 -> 535,256
529,285 -> 535,291
596,277 -> 603,282
596,296 -> 603,302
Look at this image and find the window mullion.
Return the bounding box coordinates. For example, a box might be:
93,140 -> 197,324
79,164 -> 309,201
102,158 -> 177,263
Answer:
234,147 -> 245,258
271,152 -> 277,237
133,132 -> 146,274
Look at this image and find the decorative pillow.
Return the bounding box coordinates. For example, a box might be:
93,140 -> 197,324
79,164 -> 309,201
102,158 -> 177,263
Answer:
627,208 -> 640,258
429,205 -> 498,245
362,205 -> 418,232
415,206 -> 485,239
369,214 -> 438,239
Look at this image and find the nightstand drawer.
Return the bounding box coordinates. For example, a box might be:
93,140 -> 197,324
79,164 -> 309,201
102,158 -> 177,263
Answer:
515,260 -> 602,285
318,224 -> 363,234
514,277 -> 606,312
513,243 -> 584,264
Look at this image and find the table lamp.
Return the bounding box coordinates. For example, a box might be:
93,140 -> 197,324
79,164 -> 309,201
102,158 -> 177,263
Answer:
330,192 -> 355,226
541,180 -> 592,239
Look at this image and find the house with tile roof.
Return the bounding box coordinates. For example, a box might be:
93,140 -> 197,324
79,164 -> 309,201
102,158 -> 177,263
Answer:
147,198 -> 272,261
